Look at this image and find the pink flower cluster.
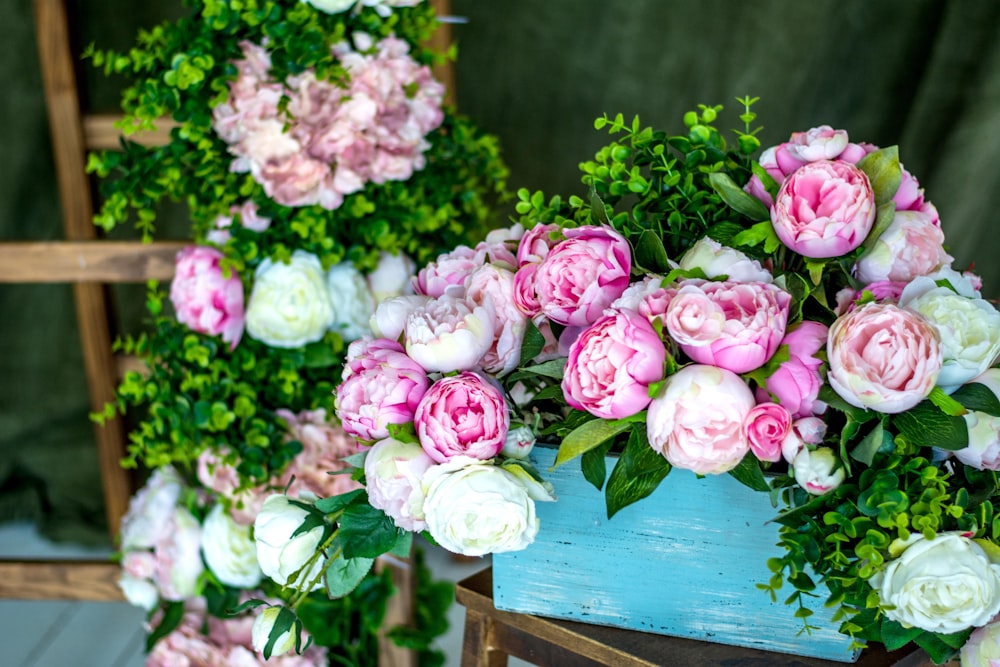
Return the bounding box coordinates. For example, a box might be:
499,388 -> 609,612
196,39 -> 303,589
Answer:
197,409 -> 363,525
147,597 -> 327,667
212,34 -> 444,210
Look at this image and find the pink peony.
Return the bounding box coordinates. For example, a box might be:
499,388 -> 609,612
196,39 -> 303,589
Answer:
745,402 -> 793,463
646,364 -> 756,475
853,210 -> 953,284
278,408 -> 363,498
465,264 -> 529,376
665,280 -> 790,374
533,225 -> 632,326
403,294 -> 495,373
335,337 -> 430,441
759,321 -> 829,417
609,275 -> 675,324
827,302 -> 942,413
364,437 -> 435,531
771,160 -> 876,258
834,280 -> 907,315
413,245 -> 483,297
170,246 -> 245,350
516,222 -> 562,265
562,310 -> 666,419
414,372 -> 510,463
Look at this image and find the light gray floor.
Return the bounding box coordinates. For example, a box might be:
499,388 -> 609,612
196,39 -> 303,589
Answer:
0,522 -> 524,667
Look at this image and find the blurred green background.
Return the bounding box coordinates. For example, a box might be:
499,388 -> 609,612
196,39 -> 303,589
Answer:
3,0 -> 999,543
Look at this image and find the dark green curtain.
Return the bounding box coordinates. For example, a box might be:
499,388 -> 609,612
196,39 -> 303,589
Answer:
3,0 -> 999,543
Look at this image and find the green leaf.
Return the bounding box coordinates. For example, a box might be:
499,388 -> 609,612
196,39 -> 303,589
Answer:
851,421 -> 891,466
314,489 -> 366,514
389,530 -> 413,558
518,319 -> 546,366
339,503 -> 405,559
325,548 -> 376,599
633,229 -> 670,273
605,427 -> 671,518
554,417 -> 633,468
515,358 -> 566,380
913,630 -> 963,665
733,220 -> 781,254
953,382 -> 1000,417
879,619 -> 923,651
727,452 -> 770,492
262,607 -> 301,660
857,146 -> 902,207
927,386 -> 967,417
302,341 -> 339,369
892,400 -> 969,451
589,188 -> 611,225
146,600 -> 185,652
861,201 -> 897,253
708,172 -> 770,221
581,440 -> 614,490
750,161 -> 780,199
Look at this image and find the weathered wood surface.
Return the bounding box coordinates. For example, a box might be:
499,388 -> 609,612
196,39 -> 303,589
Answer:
0,560 -> 124,601
459,568 -> 932,667
0,241 -> 185,283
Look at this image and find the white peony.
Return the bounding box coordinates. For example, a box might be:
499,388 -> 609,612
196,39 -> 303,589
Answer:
370,294 -> 431,340
404,294 -> 495,373
367,251 -> 416,302
253,495 -> 327,591
200,504 -> 264,588
870,532 -> 1000,634
119,467 -> 183,550
791,447 -> 845,495
326,262 -> 376,343
954,369 -> 1000,470
421,458 -> 541,557
302,0 -> 356,14
899,278 -> 1000,393
245,250 -> 334,348
677,236 -> 773,283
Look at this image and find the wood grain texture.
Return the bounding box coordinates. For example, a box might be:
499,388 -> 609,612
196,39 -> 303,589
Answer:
376,556 -> 418,667
0,241 -> 185,283
0,560 -> 124,601
494,447 -> 852,662
459,568 -> 929,667
83,113 -> 175,150
428,0 -> 455,106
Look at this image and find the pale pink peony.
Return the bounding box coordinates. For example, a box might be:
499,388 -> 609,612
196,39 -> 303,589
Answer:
834,280 -> 907,315
512,263 -> 543,317
170,246 -> 245,350
465,264 -> 529,376
827,302 -> 942,413
609,275 -> 675,324
335,337 -> 430,441
367,251 -> 416,303
854,210 -> 953,284
533,225 -> 632,326
771,160 -> 876,258
792,447 -> 845,495
403,294 -> 495,373
745,402 -> 793,463
646,364 -> 756,475
665,280 -> 790,374
562,310 -> 665,419
278,408 -> 363,498
413,245 -> 483,297
364,437 -> 435,531
758,320 -> 829,417
414,372 -> 510,463
370,294 -> 432,340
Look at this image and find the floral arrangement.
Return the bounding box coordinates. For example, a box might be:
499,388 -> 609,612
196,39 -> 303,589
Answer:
252,99 -> 1000,665
87,0 -> 508,664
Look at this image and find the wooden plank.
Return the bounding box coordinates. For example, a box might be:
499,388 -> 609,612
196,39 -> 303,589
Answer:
83,113 -> 175,150
428,0 -> 455,107
457,569 -> 926,667
0,241 -> 185,283
33,0 -> 133,538
0,560 -> 124,601
377,556 -> 418,667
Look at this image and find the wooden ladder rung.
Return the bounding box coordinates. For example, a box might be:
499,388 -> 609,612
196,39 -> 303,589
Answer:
0,560 -> 123,601
0,240 -> 186,283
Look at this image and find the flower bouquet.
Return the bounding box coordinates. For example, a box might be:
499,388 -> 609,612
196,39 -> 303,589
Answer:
257,97 -> 1000,665
87,0 -> 508,664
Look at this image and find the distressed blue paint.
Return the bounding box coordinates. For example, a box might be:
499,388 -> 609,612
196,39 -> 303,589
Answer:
493,446 -> 861,663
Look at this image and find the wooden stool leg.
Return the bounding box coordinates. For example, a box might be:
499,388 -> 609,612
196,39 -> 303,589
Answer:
461,608 -> 508,667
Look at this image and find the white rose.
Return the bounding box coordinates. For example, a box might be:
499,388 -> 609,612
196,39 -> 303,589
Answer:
677,236 -> 773,283
791,447 -> 844,495
119,467 -> 183,550
201,504 -> 264,588
246,251 -> 334,348
404,294 -> 495,373
870,532 -> 1000,634
501,425 -> 536,459
368,251 -> 416,302
422,458 -> 540,557
253,495 -> 327,591
303,0 -> 356,14
251,606 -> 297,657
899,279 -> 1000,393
327,262 -> 376,343
370,294 -> 431,340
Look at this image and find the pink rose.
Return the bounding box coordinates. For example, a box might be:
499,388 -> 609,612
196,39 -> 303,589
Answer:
404,294 -> 495,373
364,437 -> 435,531
646,364 -> 756,475
759,321 -> 829,417
562,310 -> 665,419
170,246 -> 245,350
665,280 -> 791,374
771,160 -> 876,258
745,402 -> 792,463
465,264 -> 529,376
827,303 -> 942,413
853,210 -> 953,284
414,372 -> 510,463
533,225 -> 632,326
335,338 -> 430,441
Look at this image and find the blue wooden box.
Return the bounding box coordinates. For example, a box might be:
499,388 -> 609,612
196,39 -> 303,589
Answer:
492,446 -> 860,662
